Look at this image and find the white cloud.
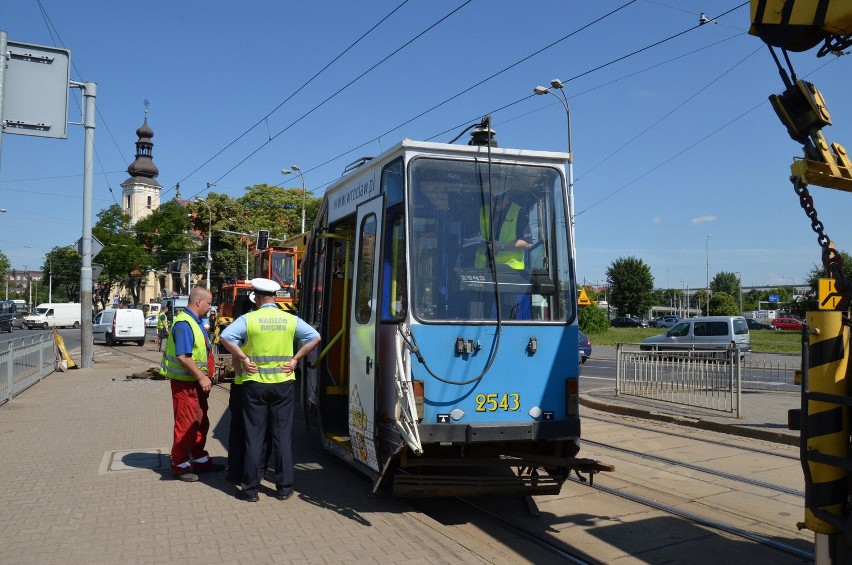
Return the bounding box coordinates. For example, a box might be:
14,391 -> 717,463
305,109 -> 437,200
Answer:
691,215 -> 717,225
653,215 -> 662,224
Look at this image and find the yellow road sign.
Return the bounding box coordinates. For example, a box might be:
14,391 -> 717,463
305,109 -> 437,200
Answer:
577,288 -> 592,306
819,278 -> 843,310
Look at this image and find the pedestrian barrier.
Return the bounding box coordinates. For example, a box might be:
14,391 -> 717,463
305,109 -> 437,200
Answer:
616,343 -> 742,417
0,333 -> 57,406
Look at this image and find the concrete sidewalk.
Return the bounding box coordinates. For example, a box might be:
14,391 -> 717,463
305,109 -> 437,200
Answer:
0,345 -> 522,564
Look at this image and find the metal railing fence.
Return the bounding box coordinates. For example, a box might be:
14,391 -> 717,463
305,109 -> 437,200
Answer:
0,334 -> 57,406
616,343 -> 741,417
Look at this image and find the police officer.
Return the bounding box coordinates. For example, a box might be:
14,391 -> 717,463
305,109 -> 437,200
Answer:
220,278 -> 320,502
157,305 -> 170,352
159,287 -> 216,482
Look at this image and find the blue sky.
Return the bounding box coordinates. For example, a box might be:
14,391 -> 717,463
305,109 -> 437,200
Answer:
2,0 -> 851,291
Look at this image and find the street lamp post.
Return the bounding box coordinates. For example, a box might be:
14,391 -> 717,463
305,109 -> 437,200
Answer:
1,212 -> 5,301
194,198 -> 213,289
282,166 -> 306,234
705,233 -> 711,314
534,81 -> 574,231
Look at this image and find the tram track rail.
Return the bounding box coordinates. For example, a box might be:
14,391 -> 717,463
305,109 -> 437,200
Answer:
454,496 -> 601,565
583,438 -> 804,497
577,478 -> 815,562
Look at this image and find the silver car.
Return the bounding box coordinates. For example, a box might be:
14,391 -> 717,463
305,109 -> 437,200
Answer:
654,315 -> 680,328
641,316 -> 751,356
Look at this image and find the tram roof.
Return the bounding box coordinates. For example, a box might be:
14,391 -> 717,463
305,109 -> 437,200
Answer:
322,139 -> 570,223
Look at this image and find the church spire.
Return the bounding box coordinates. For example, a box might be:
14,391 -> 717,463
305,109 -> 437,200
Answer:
127,103 -> 159,179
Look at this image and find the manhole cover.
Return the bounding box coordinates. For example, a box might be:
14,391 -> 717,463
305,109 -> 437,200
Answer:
99,449 -> 167,474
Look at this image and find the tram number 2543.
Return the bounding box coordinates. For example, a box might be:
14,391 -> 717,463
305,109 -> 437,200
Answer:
475,393 -> 520,412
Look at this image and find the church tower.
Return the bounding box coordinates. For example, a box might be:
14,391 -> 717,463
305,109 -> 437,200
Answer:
121,109 -> 161,225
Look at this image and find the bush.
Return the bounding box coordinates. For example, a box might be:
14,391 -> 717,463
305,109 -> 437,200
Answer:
578,305 -> 610,334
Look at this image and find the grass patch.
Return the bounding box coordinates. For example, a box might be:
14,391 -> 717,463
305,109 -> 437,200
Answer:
586,327 -> 802,354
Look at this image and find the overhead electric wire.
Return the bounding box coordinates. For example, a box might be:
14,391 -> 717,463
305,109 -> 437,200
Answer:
576,51 -> 844,216
577,43 -> 764,182
268,1 -> 743,196
195,0 -> 475,196
267,0 -> 640,192
172,0 -> 412,193
35,0 -> 126,206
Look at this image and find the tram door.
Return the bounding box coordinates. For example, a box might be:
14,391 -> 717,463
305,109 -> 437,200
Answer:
349,195 -> 384,472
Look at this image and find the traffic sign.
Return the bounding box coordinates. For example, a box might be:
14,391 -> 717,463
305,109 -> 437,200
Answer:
819,278 -> 843,310
577,288 -> 592,306
3,40 -> 71,139
75,235 -> 104,259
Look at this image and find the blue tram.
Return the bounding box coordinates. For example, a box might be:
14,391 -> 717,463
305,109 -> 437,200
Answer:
298,123 -> 609,496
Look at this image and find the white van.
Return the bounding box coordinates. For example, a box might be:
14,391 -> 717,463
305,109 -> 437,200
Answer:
641,315 -> 751,356
24,303 -> 82,329
93,308 -> 146,346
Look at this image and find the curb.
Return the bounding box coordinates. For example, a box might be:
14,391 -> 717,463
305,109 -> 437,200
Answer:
580,395 -> 800,447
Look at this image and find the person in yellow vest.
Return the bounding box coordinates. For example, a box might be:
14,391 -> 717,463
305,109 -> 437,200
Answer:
159,287 -> 217,482
220,278 -> 321,502
156,305 -> 170,352
466,187 -> 534,318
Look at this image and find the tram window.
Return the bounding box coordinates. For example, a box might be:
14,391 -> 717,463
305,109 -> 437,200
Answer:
355,213 -> 378,324
310,237 -> 328,326
409,157 -> 572,322
382,214 -> 407,321
381,158 -> 407,322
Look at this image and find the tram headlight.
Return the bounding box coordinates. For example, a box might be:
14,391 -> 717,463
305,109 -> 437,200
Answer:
528,406 -> 543,419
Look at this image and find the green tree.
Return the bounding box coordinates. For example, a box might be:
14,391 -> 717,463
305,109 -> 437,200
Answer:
93,205 -> 153,308
711,272 -> 741,302
578,304 -> 609,333
709,291 -> 739,315
743,288 -> 765,312
0,250 -> 10,297
42,246 -> 82,302
134,200 -> 195,294
238,184 -> 299,238
606,256 -> 654,318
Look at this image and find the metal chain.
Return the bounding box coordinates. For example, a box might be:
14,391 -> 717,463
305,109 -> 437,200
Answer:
792,175 -> 848,293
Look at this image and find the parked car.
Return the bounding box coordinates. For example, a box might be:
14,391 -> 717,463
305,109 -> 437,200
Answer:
578,330 -> 592,364
144,315 -> 158,328
746,318 -> 777,331
772,317 -> 803,331
651,315 -> 680,328
641,315 -> 751,356
611,316 -> 648,328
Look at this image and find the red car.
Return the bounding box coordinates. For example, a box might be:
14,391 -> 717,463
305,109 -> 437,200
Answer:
771,317 -> 803,331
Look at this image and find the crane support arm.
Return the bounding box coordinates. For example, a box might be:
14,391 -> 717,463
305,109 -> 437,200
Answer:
750,0 -> 852,55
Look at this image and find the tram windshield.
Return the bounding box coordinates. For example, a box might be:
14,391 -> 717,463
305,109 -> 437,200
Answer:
408,157 -> 573,322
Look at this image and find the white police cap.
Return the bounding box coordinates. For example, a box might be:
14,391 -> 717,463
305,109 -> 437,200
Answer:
250,277 -> 281,294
